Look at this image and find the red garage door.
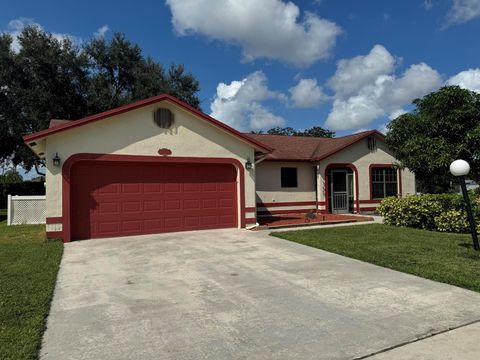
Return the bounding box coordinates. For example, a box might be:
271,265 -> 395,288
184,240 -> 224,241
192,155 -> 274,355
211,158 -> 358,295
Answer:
70,161 -> 238,240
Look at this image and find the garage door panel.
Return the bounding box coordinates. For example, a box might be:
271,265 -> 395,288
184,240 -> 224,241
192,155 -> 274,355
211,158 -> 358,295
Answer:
98,222 -> 120,234
71,161 -> 237,240
183,199 -> 200,210
164,183 -> 181,193
98,202 -> 119,215
122,201 -> 142,213
144,200 -> 162,211
122,220 -> 142,232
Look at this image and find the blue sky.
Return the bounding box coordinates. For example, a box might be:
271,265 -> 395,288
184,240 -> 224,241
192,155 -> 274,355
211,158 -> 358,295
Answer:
2,0 -> 480,137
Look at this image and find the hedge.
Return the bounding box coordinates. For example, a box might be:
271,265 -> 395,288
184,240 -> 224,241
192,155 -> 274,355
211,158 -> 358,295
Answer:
378,193 -> 480,234
0,182 -> 45,209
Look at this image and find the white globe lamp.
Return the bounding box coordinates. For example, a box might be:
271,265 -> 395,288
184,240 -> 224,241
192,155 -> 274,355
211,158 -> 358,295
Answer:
449,159 -> 470,177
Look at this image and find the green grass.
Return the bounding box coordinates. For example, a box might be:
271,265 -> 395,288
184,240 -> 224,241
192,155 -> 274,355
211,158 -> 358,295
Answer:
272,224 -> 480,293
0,210 -> 63,360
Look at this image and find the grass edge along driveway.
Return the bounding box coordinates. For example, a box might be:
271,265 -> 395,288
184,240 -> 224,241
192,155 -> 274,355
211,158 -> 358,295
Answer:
272,224 -> 480,293
0,210 -> 63,360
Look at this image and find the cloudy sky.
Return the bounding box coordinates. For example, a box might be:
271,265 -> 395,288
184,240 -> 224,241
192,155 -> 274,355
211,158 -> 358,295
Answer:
2,0 -> 480,135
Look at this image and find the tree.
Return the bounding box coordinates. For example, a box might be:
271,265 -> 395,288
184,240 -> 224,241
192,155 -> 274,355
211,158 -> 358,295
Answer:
0,26 -> 89,175
0,28 -> 201,175
266,126 -> 335,138
267,127 -> 297,136
299,126 -> 335,138
386,86 -> 480,193
0,169 -> 23,184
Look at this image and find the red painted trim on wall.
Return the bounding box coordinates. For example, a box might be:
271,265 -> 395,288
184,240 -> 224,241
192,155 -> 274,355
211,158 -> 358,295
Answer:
324,163 -> 360,214
368,164 -> 402,200
359,206 -> 378,212
359,199 -> 381,204
245,217 -> 257,224
317,201 -> 326,206
23,94 -> 272,153
245,207 -> 256,212
257,209 -> 316,216
46,231 -> 63,239
46,216 -> 62,224
61,154 -> 246,242
256,201 -> 317,208
263,158 -> 314,163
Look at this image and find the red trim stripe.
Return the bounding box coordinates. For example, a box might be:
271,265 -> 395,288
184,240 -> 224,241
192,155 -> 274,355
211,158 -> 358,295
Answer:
245,207 -> 256,212
359,206 -> 378,211
257,209 -> 316,216
245,217 -> 257,224
257,201 -> 317,208
46,216 -> 63,224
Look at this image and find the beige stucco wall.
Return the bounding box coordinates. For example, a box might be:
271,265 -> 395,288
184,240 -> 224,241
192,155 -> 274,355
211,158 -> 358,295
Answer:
255,161 -> 316,205
44,101 -> 256,227
317,137 -> 416,208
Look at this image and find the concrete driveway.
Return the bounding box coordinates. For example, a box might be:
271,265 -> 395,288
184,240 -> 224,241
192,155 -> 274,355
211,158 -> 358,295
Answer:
41,228 -> 480,360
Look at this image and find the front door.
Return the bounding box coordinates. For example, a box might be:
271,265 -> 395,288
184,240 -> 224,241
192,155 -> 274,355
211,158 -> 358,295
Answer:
331,170 -> 348,214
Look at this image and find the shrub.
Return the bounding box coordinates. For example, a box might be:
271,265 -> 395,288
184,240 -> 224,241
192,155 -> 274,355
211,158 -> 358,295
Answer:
378,192 -> 480,234
434,210 -> 469,233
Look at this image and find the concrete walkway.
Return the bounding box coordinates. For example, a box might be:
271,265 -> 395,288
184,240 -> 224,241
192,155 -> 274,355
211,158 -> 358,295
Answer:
41,228 -> 480,360
367,321 -> 480,360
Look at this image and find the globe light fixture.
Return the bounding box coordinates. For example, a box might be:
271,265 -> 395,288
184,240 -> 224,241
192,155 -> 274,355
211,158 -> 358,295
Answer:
449,159 -> 470,177
449,159 -> 479,251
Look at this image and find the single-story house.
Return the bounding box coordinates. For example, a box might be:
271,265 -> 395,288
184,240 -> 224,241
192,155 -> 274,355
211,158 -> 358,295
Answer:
24,94 -> 415,242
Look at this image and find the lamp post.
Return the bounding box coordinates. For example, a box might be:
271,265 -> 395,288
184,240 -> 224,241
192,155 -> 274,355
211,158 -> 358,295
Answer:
449,159 -> 479,251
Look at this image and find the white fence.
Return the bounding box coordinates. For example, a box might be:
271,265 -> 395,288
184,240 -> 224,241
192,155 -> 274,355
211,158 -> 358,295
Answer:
7,195 -> 46,225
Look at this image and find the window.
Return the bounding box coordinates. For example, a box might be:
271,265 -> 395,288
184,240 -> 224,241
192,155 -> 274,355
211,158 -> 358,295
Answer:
281,167 -> 297,188
371,167 -> 397,199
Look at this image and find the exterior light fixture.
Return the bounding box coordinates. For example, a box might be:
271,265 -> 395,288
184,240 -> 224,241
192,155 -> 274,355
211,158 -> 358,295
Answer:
245,159 -> 253,170
52,152 -> 61,167
449,159 -> 479,251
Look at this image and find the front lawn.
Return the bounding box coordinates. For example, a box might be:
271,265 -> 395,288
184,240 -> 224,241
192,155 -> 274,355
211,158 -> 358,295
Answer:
272,224 -> 480,293
0,212 -> 63,360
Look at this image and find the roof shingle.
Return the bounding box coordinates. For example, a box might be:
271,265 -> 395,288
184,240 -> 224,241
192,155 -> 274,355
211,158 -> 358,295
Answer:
245,130 -> 384,161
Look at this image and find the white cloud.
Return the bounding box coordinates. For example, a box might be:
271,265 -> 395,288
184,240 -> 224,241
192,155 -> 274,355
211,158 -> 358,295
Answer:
94,25 -> 110,38
289,78 -> 327,108
325,45 -> 443,131
327,44 -> 395,98
4,17 -> 81,52
446,0 -> 480,25
423,0 -> 434,10
447,68 -> 480,92
165,0 -> 342,67
210,71 -> 285,131
389,108 -> 407,120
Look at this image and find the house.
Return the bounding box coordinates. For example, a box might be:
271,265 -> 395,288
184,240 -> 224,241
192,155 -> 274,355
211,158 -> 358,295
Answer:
24,94 -> 415,242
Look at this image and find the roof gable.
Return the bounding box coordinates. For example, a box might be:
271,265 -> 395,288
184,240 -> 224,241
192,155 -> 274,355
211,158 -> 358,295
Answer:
246,130 -> 385,161
23,94 -> 272,153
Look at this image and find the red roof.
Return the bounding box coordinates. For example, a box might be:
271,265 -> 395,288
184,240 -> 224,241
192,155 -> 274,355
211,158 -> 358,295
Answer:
246,130 -> 385,161
23,94 -> 273,153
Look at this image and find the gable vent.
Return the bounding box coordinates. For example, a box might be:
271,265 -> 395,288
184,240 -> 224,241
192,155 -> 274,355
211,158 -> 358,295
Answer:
367,136 -> 376,150
153,108 -> 174,129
